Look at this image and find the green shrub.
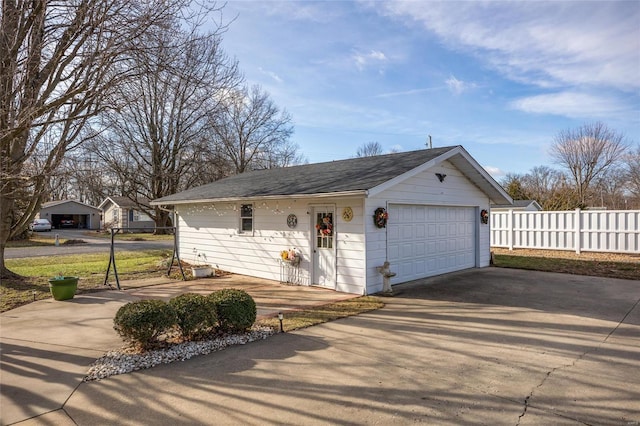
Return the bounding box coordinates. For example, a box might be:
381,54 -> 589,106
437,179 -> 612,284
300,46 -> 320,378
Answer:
208,288 -> 256,333
169,293 -> 216,340
113,299 -> 177,349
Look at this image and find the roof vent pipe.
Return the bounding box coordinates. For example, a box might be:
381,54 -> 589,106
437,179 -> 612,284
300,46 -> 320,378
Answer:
428,135 -> 432,149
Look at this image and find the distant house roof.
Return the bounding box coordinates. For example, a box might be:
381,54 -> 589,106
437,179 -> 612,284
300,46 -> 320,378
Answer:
492,200 -> 542,211
98,196 -> 150,210
152,145 -> 512,206
42,200 -> 100,210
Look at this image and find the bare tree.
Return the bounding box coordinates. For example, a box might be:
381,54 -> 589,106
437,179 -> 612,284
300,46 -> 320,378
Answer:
213,84 -> 295,174
356,141 -> 384,157
501,173 -> 529,201
44,151 -> 117,206
624,144 -> 640,209
501,166 -> 582,210
90,22 -> 242,230
591,168 -> 628,209
550,122 -> 628,208
0,0 -> 199,277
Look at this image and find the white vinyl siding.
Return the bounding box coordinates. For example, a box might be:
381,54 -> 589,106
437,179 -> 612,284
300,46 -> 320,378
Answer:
334,199 -> 366,294
176,198 -> 366,292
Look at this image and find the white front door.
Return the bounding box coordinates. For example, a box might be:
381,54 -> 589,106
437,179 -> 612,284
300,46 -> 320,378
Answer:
312,206 -> 336,289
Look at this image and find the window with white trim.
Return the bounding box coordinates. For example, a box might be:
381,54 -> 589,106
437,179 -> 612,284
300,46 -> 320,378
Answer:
239,204 -> 253,233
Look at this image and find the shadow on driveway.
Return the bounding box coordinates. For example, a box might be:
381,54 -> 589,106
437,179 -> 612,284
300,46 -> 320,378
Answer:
58,268 -> 640,425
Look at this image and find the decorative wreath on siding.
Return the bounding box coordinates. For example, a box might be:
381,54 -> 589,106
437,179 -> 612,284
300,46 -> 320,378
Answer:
373,207 -> 388,228
480,209 -> 489,225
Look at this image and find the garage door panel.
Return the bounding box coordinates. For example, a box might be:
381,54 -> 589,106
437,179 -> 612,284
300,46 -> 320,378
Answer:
400,243 -> 413,258
388,244 -> 399,259
398,261 -> 414,277
401,225 -> 413,239
389,204 -> 476,283
387,225 -> 400,240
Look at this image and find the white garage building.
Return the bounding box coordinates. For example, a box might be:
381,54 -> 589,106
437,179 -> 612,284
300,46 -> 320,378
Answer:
38,200 -> 102,230
152,146 -> 512,295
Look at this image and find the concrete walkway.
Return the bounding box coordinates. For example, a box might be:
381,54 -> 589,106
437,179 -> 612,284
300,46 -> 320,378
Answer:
0,275 -> 356,425
2,268 -> 639,425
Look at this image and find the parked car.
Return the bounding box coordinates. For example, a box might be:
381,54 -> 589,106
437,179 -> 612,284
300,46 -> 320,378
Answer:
30,218 -> 52,232
60,219 -> 75,228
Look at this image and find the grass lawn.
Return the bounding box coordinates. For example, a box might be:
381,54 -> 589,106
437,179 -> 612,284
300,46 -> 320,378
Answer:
491,248 -> 640,280
6,235 -> 69,248
1,250 -> 174,312
256,296 -> 384,332
90,232 -> 174,241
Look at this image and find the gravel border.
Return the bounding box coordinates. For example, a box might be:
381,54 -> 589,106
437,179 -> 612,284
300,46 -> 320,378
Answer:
85,327 -> 275,382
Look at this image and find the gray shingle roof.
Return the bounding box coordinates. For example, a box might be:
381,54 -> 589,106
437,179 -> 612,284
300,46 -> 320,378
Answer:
153,146 -> 458,204
492,200 -> 541,210
99,196 -> 151,210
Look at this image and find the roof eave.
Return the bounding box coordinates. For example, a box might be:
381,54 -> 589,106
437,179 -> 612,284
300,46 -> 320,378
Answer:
151,190 -> 369,207
447,148 -> 513,205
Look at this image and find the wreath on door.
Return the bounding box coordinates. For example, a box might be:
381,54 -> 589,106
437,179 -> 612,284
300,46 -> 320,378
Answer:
315,215 -> 333,236
373,207 -> 388,228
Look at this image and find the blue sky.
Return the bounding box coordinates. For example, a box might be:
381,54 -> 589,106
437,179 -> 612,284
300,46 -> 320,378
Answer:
214,1 -> 639,179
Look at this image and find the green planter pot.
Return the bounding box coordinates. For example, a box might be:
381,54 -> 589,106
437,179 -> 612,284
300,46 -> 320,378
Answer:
48,277 -> 79,301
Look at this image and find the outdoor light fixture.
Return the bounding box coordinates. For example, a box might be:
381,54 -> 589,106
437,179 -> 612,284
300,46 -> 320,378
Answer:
278,312 -> 284,333
435,173 -> 446,182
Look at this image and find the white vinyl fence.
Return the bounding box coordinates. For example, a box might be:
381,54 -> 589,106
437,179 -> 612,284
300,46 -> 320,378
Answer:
491,209 -> 640,254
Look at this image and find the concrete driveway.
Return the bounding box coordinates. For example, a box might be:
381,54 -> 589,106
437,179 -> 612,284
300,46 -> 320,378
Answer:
5,268 -> 640,425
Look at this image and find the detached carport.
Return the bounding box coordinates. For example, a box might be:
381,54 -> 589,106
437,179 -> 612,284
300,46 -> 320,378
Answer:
38,200 -> 102,230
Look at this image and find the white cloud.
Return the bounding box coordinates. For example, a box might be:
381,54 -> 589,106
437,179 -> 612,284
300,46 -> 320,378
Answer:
445,75 -> 476,96
258,67 -> 283,84
511,92 -> 629,120
373,87 -> 441,99
483,166 -> 505,178
374,1 -> 640,92
353,49 -> 388,70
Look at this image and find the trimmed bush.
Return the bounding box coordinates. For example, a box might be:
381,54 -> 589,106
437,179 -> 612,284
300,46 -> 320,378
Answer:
113,299 -> 177,349
208,288 -> 257,333
169,293 -> 217,340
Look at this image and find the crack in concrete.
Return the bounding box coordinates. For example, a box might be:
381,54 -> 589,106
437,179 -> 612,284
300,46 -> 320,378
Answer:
515,295 -> 640,426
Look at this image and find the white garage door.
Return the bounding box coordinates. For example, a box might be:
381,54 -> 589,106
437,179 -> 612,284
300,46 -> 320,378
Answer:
388,205 -> 476,283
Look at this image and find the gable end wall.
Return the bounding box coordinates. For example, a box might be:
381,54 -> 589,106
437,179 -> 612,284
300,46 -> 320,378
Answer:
364,160 -> 491,294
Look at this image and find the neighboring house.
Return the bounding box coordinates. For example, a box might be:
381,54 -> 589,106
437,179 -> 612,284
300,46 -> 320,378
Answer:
38,200 -> 102,230
491,200 -> 542,212
98,196 -> 155,230
152,146 -> 512,295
